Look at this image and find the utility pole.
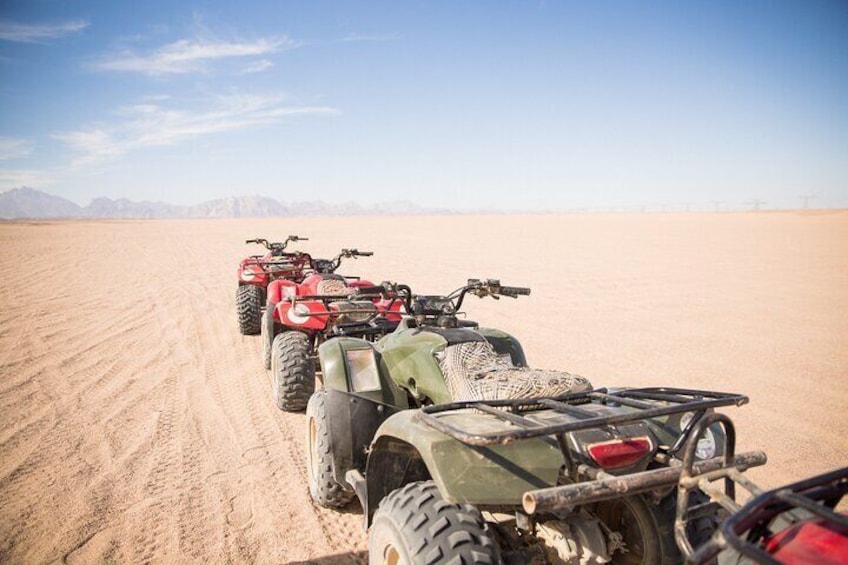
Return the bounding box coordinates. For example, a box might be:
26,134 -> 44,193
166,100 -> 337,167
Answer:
799,194 -> 815,210
744,199 -> 767,211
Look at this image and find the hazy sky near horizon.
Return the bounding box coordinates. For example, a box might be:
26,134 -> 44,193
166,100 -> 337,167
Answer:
1,1 -> 846,211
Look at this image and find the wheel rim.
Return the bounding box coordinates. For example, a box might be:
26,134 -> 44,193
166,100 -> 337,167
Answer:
597,500 -> 649,564
381,544 -> 400,565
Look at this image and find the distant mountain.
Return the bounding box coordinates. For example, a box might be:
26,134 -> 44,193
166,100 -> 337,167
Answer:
86,197 -> 183,219
0,187 -> 447,219
186,195 -> 290,218
0,187 -> 83,219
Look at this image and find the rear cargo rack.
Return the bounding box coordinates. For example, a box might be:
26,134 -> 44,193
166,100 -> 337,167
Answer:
418,387 -> 748,447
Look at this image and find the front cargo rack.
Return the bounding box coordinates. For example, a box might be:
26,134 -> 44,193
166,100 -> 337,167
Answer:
418,387 -> 749,447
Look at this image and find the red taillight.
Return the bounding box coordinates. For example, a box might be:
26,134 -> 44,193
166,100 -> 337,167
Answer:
587,437 -> 652,469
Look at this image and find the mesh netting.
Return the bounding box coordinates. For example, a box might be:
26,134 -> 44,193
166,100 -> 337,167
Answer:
438,341 -> 592,402
317,278 -> 348,295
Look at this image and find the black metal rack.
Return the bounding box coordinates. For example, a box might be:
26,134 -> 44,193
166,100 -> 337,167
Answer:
418,387 -> 749,447
685,465 -> 848,564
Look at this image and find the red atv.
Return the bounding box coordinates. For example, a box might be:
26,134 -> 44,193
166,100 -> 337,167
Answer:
261,254 -> 408,412
236,236 -> 311,335
673,413 -> 848,564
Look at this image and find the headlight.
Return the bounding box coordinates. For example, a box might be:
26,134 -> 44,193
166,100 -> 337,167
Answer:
680,413 -> 717,459
241,268 -> 257,281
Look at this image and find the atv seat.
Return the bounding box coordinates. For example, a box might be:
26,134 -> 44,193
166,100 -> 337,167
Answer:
317,278 -> 349,295
439,341 -> 592,402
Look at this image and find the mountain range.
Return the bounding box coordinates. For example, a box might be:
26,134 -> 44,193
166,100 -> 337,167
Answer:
0,187 -> 449,219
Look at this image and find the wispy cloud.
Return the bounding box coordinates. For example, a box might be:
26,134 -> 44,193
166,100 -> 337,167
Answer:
242,59 -> 273,74
94,36 -> 296,75
338,32 -> 401,43
0,168 -> 54,189
0,137 -> 33,160
54,94 -> 339,165
0,19 -> 89,44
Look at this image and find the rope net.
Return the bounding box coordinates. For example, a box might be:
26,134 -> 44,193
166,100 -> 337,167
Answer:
439,340 -> 592,402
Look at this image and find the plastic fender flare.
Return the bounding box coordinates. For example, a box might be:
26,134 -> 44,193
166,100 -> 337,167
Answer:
275,300 -> 328,331
363,410 -> 563,525
318,337 -> 367,392
262,303 -> 277,352
317,339 -> 408,405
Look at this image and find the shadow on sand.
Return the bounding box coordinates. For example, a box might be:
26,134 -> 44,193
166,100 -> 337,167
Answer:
287,550 -> 368,564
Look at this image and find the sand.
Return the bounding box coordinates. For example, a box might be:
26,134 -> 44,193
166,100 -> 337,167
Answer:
1,212 -> 846,563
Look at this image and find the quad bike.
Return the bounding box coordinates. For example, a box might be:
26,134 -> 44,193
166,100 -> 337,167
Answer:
237,235 -> 311,335
682,463 -> 848,564
261,249 -> 407,411
304,279 -> 768,564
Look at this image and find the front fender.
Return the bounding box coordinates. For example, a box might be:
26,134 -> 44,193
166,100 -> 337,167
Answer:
364,410 -> 563,521
275,300 -> 328,331
318,338 -> 408,407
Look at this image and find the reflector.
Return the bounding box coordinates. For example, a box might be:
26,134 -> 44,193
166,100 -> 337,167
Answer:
587,437 -> 652,469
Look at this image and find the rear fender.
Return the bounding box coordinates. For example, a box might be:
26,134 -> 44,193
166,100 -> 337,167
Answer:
321,388 -> 400,489
363,410 -> 563,524
238,258 -> 268,286
275,300 -> 329,331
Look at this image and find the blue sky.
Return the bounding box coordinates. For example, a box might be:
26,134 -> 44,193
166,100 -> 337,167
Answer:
1,1 -> 846,210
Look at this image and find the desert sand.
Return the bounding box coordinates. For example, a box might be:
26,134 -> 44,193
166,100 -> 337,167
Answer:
1,212 -> 846,563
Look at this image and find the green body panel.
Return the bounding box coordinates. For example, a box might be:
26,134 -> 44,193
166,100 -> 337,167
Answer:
476,327 -> 528,367
318,338 -> 408,408
372,410 -> 563,506
373,323 -> 527,405
318,321 -> 565,505
375,328 -> 452,404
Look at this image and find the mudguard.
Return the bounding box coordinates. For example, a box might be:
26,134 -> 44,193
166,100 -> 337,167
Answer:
321,388 -> 400,487
238,258 -> 268,286
262,303 -> 277,355
362,410 -> 564,524
318,338 -> 408,407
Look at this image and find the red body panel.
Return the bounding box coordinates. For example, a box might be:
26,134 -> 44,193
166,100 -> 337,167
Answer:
236,252 -> 309,289
764,519 -> 848,565
237,255 -> 270,287
267,279 -> 298,304
270,275 -> 406,335
377,297 -> 406,322
275,300 -> 330,331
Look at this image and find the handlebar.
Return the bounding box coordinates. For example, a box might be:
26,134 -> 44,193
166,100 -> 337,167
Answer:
314,248 -> 375,274
454,279 -> 531,310
340,248 -> 373,258
245,235 -> 308,251
353,282 -> 413,312
499,286 -> 531,298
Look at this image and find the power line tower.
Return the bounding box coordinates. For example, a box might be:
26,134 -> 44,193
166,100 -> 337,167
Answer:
799,194 -> 815,210
744,199 -> 767,211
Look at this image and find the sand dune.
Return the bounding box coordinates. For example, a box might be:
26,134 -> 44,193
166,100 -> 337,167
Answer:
1,212 -> 846,563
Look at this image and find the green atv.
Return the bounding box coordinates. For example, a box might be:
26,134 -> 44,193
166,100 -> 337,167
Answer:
306,279 -> 767,564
